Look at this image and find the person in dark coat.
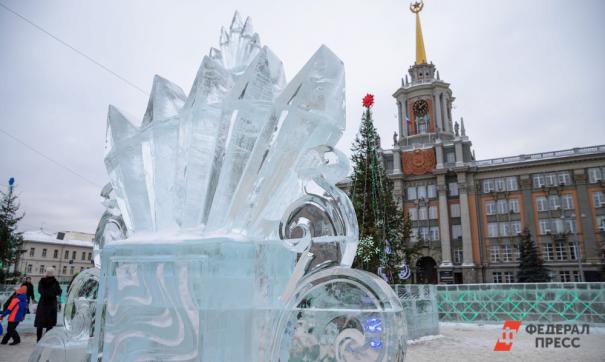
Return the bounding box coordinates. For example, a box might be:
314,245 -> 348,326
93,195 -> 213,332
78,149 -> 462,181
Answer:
21,277 -> 36,305
34,268 -> 62,342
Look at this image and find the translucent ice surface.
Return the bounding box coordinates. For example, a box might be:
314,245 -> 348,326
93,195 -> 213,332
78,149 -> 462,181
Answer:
34,11 -> 408,362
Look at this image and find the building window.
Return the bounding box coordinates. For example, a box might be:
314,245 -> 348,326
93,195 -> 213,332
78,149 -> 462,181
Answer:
497,200 -> 508,214
29,248 -> 35,257
573,271 -> 580,282
485,201 -> 496,215
536,197 -> 547,212
588,168 -> 602,183
453,248 -> 463,265
62,265 -> 67,275
64,250 -> 69,259
449,182 -> 459,196
506,177 -> 518,191
564,219 -> 576,234
492,272 -> 503,283
27,264 -> 32,273
40,265 -> 45,274
543,243 -> 553,261
417,185 -> 427,199
419,227 -> 430,241
72,251 -> 76,260
42,249 -> 47,257
558,172 -> 571,185
429,206 -> 438,219
495,178 -> 506,192
408,208 -> 418,221
499,223 -> 510,237
533,175 -> 545,188
53,249 -> 58,258
418,207 -> 428,220
545,173 -> 557,186
450,203 -> 460,218
503,272 -> 514,283
555,243 -> 567,260
490,245 -> 500,262
597,216 -> 605,231
559,271 -> 572,282
483,179 -> 495,193
569,242 -> 579,260
502,244 -> 513,262
593,191 -> 605,207
452,224 -> 462,239
80,267 -> 85,272
427,184 -> 437,198
407,187 -> 417,200
88,252 -> 92,261
70,266 -> 75,275
446,152 -> 456,164
81,251 -> 86,261
553,218 -> 565,234
539,219 -> 551,235
561,194 -> 574,210
488,223 -> 498,237
511,221 -> 521,235
429,227 -> 440,241
508,199 -> 520,213
548,195 -> 560,210
514,243 -> 521,261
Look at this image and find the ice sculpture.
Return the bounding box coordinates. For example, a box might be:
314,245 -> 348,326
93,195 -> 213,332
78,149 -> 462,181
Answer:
30,12 -> 407,361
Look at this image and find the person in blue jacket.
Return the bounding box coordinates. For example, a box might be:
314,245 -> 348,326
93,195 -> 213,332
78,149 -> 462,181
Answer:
1,285 -> 27,345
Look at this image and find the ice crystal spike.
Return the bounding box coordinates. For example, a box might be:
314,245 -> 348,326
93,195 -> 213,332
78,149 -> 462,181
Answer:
104,12 -> 350,242
141,75 -> 186,126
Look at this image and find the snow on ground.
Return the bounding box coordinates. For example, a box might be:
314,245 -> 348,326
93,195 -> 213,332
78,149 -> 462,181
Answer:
406,322 -> 605,362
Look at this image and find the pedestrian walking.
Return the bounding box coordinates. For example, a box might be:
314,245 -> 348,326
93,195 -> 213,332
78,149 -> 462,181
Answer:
34,268 -> 62,342
0,286 -> 27,345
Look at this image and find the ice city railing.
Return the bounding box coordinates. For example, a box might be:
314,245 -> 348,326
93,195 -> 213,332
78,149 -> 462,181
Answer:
436,283 -> 605,325
392,284 -> 439,339
29,11 -> 407,362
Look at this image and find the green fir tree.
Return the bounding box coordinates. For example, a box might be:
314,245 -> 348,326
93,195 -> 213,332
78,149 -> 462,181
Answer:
517,227 -> 550,283
0,180 -> 24,283
350,94 -> 421,284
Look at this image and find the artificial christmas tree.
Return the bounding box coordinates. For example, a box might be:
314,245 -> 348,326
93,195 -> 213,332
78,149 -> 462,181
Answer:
350,94 -> 421,283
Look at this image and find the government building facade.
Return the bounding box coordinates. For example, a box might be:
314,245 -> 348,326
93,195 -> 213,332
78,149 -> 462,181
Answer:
353,3 -> 605,284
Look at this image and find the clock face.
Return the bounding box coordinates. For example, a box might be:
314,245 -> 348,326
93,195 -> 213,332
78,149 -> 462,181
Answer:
413,100 -> 429,117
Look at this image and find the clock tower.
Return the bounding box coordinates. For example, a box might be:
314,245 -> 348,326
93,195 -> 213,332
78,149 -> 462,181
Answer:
386,1 -> 477,284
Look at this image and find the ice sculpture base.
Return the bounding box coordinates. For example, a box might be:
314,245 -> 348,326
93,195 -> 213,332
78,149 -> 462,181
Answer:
91,236 -> 407,361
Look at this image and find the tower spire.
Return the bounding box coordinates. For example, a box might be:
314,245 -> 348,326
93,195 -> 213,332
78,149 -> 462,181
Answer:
410,1 -> 427,65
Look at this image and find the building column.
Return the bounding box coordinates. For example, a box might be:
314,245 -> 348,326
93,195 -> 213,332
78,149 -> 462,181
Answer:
454,140 -> 463,167
458,173 -> 474,266
397,100 -> 404,138
434,92 -> 443,131
437,175 -> 452,266
392,149 -> 402,174
520,175 -> 537,237
435,140 -> 444,170
574,170 -> 599,261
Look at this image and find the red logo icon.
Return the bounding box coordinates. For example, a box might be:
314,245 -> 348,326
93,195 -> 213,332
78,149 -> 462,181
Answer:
494,321 -> 522,352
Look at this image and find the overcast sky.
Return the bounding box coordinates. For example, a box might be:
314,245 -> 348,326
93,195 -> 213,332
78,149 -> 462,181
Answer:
1,0 -> 604,234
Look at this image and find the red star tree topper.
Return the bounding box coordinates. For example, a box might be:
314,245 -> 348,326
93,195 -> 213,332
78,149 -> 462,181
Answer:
362,93 -> 374,108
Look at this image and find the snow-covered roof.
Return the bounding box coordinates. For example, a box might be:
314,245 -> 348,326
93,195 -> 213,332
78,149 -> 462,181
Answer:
22,230 -> 94,248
